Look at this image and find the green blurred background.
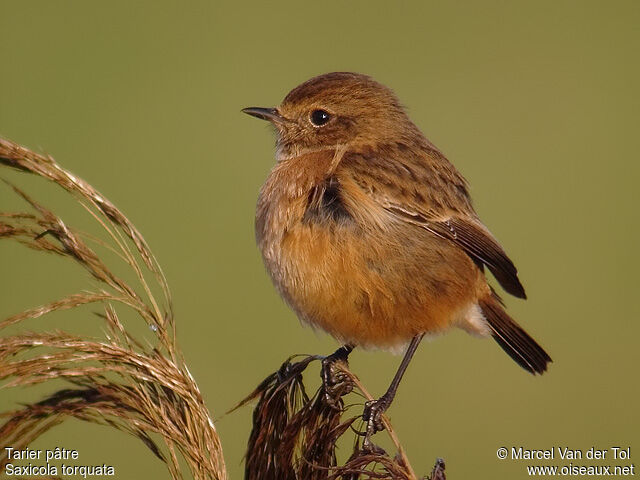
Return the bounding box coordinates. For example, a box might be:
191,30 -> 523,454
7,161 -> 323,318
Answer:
1,1 -> 638,478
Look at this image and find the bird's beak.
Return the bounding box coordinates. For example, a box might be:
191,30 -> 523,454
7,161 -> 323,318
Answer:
242,107 -> 285,124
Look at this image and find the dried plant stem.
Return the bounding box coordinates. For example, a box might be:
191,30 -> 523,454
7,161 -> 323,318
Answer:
238,354 -> 444,480
337,362 -> 418,480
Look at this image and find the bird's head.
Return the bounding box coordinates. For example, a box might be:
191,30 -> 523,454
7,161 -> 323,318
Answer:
243,72 -> 419,159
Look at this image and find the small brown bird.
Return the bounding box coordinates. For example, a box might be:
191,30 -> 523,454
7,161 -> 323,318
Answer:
244,72 -> 551,445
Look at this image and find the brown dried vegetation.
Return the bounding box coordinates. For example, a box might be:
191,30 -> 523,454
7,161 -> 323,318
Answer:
236,354 -> 445,480
0,138 -> 225,480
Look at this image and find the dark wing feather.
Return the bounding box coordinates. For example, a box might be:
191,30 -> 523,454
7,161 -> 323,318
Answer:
428,218 -> 526,298
341,149 -> 526,299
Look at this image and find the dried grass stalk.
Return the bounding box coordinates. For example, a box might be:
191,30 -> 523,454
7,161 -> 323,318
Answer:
0,138 -> 226,480
235,355 -> 445,480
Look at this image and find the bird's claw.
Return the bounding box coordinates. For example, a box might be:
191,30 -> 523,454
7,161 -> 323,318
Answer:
361,438 -> 387,455
321,352 -> 353,408
362,395 -> 390,449
362,397 -> 388,433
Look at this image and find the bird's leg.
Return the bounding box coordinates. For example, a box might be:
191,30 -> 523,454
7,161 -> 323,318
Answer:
362,333 -> 424,450
321,344 -> 354,407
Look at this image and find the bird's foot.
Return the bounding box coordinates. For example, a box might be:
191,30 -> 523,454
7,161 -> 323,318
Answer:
361,393 -> 391,451
321,345 -> 353,408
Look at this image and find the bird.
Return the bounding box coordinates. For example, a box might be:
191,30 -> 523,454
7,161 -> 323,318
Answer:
243,72 -> 551,446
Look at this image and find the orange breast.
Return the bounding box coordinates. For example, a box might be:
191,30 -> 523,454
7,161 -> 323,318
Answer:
267,213 -> 480,349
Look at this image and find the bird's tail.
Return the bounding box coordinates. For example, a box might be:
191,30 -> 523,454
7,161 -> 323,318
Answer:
479,295 -> 551,374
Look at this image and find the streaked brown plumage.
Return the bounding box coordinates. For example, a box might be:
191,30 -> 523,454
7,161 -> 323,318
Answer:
244,72 -> 551,442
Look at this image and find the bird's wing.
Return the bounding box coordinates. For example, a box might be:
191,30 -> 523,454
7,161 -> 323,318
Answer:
340,150 -> 526,299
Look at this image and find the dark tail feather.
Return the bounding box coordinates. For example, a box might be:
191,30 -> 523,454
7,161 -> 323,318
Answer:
480,296 -> 552,375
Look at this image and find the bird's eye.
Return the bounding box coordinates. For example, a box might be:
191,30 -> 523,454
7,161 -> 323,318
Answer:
310,109 -> 331,127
